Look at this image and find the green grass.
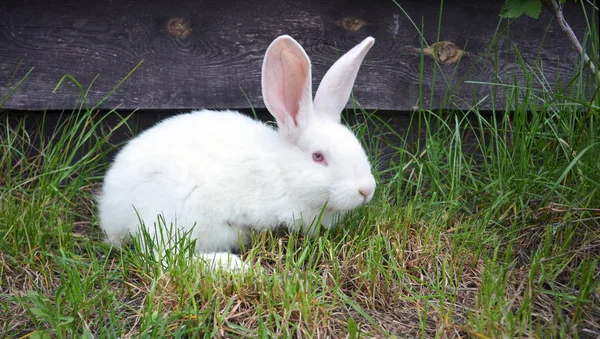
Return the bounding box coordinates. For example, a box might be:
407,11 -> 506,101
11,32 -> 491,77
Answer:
2,8 -> 600,339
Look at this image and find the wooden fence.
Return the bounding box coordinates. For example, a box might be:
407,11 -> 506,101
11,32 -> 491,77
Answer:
0,0 -> 592,112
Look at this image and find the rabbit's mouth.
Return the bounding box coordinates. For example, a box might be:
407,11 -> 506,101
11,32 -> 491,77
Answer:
326,185 -> 375,212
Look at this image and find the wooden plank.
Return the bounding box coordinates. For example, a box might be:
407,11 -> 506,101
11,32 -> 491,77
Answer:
0,0 -> 591,111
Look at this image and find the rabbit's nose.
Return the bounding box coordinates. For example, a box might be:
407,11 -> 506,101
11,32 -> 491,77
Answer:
358,186 -> 374,202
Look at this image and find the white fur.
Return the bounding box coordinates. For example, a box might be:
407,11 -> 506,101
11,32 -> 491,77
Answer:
98,35 -> 376,270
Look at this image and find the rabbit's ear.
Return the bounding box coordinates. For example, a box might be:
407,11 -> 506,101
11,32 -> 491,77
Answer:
262,35 -> 313,141
313,37 -> 374,123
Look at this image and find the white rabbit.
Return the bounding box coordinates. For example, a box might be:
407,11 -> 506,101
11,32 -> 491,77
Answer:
98,35 -> 376,270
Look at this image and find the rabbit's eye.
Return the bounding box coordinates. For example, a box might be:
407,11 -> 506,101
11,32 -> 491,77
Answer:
312,151 -> 327,165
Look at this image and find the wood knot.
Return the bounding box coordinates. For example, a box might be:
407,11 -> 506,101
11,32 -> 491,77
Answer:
421,41 -> 464,64
167,17 -> 192,39
336,16 -> 368,32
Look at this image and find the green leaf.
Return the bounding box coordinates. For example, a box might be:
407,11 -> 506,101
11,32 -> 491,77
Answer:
522,0 -> 543,18
29,307 -> 49,318
500,0 -> 543,19
30,331 -> 52,339
58,315 -> 75,326
347,317 -> 358,338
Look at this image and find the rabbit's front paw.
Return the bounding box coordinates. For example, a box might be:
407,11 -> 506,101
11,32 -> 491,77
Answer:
200,252 -> 249,272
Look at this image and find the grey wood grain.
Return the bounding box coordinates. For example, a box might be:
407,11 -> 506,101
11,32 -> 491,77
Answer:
0,0 -> 592,111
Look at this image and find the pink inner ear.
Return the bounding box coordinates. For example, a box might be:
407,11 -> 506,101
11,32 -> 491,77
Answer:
279,47 -> 308,126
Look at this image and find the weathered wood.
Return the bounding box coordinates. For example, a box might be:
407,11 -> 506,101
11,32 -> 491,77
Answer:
0,0 -> 592,111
